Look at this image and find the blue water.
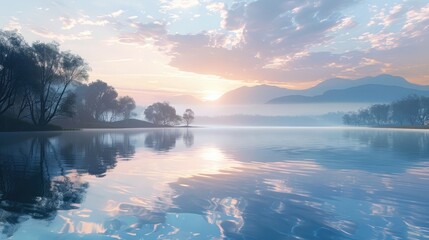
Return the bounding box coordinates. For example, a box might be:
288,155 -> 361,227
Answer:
0,128 -> 428,239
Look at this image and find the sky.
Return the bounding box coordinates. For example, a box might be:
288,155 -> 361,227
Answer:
1,0 -> 428,104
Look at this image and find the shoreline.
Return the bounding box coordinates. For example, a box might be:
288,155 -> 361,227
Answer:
2,125 -> 429,133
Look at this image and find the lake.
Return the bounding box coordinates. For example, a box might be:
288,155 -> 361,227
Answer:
0,128 -> 428,239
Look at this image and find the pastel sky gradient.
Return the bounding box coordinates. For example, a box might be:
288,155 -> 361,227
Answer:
1,0 -> 428,103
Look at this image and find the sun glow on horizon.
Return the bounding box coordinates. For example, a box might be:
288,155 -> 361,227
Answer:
202,91 -> 223,102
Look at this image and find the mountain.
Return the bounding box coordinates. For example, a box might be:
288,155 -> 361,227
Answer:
267,84 -> 429,104
216,85 -> 298,104
305,74 -> 429,95
216,74 -> 429,104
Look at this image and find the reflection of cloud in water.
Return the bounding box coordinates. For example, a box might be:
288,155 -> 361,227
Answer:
1,128 -> 429,239
168,161 -> 346,239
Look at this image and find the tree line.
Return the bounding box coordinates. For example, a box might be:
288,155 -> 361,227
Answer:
0,30 -> 138,127
343,95 -> 429,126
0,30 -> 195,128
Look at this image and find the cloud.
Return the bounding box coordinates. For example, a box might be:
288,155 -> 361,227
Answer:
402,3 -> 429,38
163,0 -> 361,82
117,22 -> 169,49
30,28 -> 92,42
358,32 -> 399,50
77,17 -> 110,27
110,10 -> 124,18
4,17 -> 22,32
58,13 -> 115,30
116,0 -> 429,84
59,17 -> 77,30
161,0 -> 200,10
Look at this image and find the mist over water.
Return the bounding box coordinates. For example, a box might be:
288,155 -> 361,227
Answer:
174,103 -> 369,116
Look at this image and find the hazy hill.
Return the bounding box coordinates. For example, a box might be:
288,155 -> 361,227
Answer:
305,74 -> 429,96
216,74 -> 429,104
216,85 -> 298,104
267,84 -> 429,104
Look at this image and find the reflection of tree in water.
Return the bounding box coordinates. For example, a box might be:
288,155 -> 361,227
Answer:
0,135 -> 87,237
58,131 -> 135,177
183,129 -> 194,148
0,131 -> 136,237
343,130 -> 429,158
144,130 -> 182,152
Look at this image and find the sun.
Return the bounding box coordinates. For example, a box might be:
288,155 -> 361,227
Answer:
202,92 -> 222,101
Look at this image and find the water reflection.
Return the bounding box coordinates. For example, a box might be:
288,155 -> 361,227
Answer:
0,128 -> 428,239
343,129 -> 429,157
57,131 -> 135,176
144,129 -> 182,152
183,129 -> 194,148
144,129 -> 194,151
0,131 -> 136,237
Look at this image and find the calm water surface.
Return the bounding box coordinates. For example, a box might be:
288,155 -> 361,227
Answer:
0,128 -> 428,239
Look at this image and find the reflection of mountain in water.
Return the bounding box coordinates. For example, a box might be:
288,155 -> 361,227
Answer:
0,131 -> 136,237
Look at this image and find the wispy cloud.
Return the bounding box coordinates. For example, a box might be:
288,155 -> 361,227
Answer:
83,0 -> 429,84
59,17 -> 77,30
402,3 -> 429,38
4,17 -> 22,32
109,10 -> 124,18
31,28 -> 92,42
161,0 -> 200,10
4,0 -> 428,86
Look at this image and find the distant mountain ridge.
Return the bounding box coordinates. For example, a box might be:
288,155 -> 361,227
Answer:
267,84 -> 429,104
216,84 -> 296,104
305,74 -> 429,95
216,74 -> 429,104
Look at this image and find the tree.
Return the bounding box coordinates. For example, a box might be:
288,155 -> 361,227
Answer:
391,95 -> 420,126
78,80 -> 118,121
144,102 -> 182,126
74,80 -> 137,122
182,109 -> 195,127
357,108 -> 372,126
369,104 -> 390,126
0,31 -> 34,116
26,42 -> 89,126
116,96 -> 136,120
418,97 -> 429,125
342,113 -> 352,125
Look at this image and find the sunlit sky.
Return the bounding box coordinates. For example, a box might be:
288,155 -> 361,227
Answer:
1,0 -> 428,104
